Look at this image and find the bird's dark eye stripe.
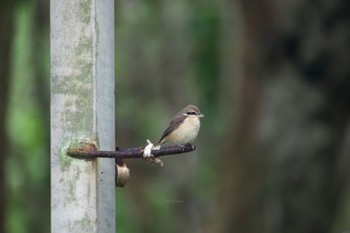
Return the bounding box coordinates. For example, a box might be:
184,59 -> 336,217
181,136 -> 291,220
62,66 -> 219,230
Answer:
187,111 -> 196,115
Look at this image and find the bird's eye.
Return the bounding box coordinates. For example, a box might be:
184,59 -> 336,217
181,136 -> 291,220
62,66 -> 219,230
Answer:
187,111 -> 196,115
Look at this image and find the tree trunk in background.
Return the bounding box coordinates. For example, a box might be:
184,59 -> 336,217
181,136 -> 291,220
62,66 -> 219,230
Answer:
0,1 -> 15,232
204,1 -> 274,232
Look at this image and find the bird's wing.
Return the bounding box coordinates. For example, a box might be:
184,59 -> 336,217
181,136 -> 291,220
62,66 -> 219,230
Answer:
158,114 -> 186,143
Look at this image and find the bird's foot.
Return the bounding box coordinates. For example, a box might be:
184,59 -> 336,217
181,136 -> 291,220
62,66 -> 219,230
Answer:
176,143 -> 194,151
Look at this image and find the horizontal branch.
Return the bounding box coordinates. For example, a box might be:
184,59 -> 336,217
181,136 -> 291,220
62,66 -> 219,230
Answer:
67,144 -> 196,159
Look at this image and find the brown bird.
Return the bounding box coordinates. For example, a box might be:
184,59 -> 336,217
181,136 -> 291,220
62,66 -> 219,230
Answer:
158,105 -> 204,145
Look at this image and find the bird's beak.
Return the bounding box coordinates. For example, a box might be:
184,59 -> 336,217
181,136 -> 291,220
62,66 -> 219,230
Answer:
198,114 -> 204,118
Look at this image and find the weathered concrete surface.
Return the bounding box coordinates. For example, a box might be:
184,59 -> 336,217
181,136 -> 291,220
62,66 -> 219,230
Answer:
51,0 -> 115,232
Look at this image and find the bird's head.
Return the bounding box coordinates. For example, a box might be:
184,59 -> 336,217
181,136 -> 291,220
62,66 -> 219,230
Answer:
181,105 -> 204,118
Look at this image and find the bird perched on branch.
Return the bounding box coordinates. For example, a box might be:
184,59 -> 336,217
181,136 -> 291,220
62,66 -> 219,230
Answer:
142,104 -> 203,164
157,104 -> 204,146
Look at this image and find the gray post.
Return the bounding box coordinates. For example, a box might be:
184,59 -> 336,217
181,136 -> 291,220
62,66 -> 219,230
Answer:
50,0 -> 115,232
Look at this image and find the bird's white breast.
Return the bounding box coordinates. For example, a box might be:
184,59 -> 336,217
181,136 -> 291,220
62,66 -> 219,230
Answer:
170,116 -> 201,144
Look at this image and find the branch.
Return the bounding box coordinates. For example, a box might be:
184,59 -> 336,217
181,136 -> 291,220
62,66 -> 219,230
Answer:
67,144 -> 196,160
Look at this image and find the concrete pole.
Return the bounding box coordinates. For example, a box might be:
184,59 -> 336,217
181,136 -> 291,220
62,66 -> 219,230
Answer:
50,0 -> 115,232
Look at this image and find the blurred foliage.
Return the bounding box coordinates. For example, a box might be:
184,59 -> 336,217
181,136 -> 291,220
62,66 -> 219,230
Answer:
5,1 -> 50,233
1,0 -> 350,233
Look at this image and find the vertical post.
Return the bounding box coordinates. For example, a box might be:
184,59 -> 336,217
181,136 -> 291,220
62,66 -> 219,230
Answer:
51,0 -> 115,232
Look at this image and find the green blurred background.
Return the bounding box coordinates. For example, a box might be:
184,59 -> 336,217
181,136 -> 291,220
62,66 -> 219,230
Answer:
1,0 -> 350,232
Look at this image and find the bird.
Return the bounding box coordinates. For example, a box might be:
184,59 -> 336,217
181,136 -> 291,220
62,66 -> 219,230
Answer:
157,104 -> 204,146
